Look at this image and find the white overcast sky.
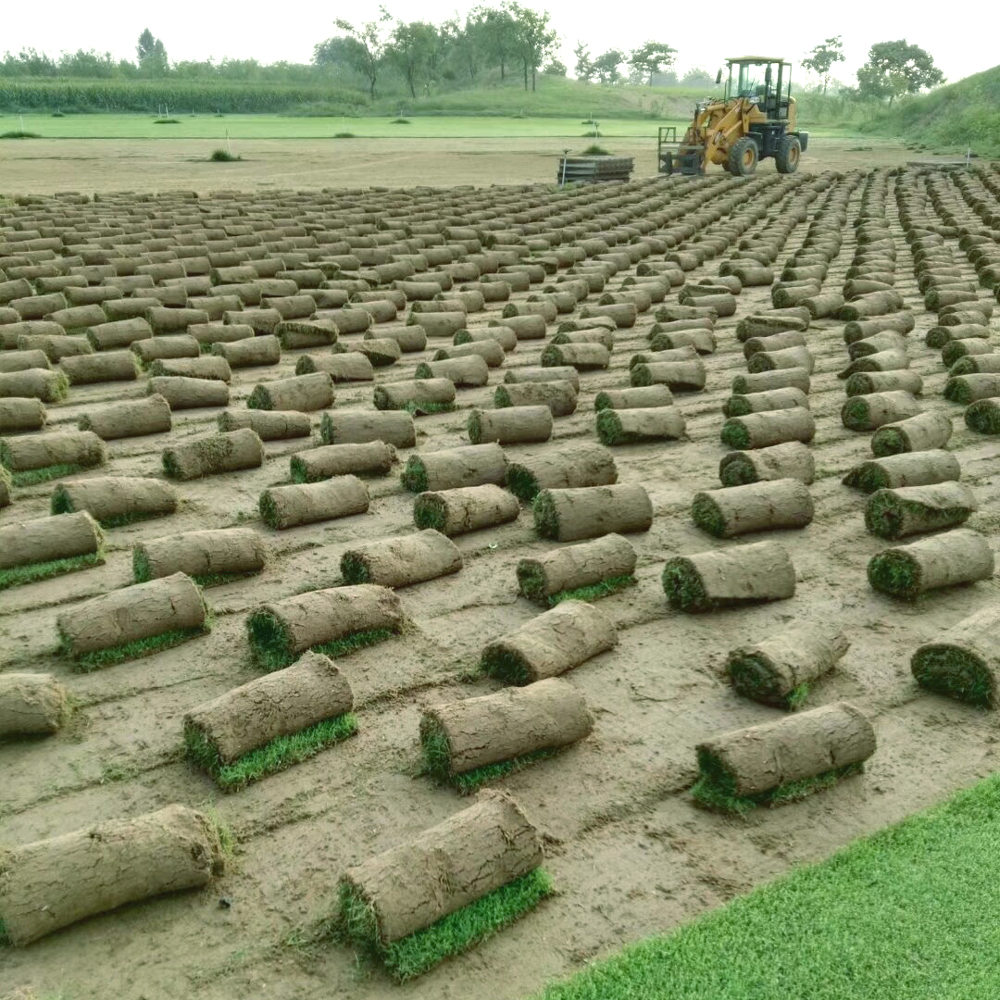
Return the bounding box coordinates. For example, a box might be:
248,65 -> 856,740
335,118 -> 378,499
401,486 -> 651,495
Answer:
5,0 -> 994,87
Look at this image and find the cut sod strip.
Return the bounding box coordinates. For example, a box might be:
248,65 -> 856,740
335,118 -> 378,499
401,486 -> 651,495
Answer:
692,701 -> 876,814
247,372 -> 333,411
78,394 -> 172,439
843,450 -> 961,493
630,360 -> 705,391
727,626 -> 849,710
965,397 -> 1000,434
133,528 -> 267,586
414,484 -> 519,536
0,510 -> 104,590
736,311 -> 810,340
867,528 -> 994,600
246,584 -> 403,671
58,572 -> 209,671
662,541 -> 796,613
260,476 -> 369,530
0,368 -> 68,403
211,335 -> 280,368
148,375 -> 229,409
718,441 -> 815,487
494,380 -> 578,416
533,484 -> 652,542
506,443 -> 617,502
435,341 -> 506,367
132,335 -> 200,364
162,428 -> 264,480
0,397 -> 46,433
0,804 -> 224,946
217,408 -> 311,440
594,385 -> 673,410
692,478 -> 814,538
415,356 -> 489,387
337,792 -> 548,981
864,482 -> 977,540
869,410 -> 954,456
944,373 -> 1000,404
51,476 -> 178,528
291,442 -> 394,482
840,391 -> 922,432
910,605 -> 1000,708
731,367 -> 811,395
0,429 -> 106,486
0,673 -> 69,739
421,678 -> 593,794
373,377 -> 457,414
341,529 -> 462,588
278,318 -> 339,349
720,409 -> 815,449
722,387 -> 808,418
321,409 -> 416,448
481,600 -> 617,684
468,406 -> 553,445
517,533 -> 637,606
400,443 -> 506,492
62,351 -> 140,386
844,370 -> 923,397
596,406 -> 686,445
296,352 -> 375,382
541,342 -> 610,371
185,650 -> 357,791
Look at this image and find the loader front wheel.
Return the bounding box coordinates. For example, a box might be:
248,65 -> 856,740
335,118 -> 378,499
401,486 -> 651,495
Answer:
776,134 -> 802,174
728,137 -> 758,177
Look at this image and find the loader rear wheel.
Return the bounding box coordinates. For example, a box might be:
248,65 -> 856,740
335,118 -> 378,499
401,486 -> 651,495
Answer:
728,137 -> 758,177
776,135 -> 801,174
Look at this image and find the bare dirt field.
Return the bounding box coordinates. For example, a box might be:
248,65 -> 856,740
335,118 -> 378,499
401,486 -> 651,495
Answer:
1,163 -> 999,1000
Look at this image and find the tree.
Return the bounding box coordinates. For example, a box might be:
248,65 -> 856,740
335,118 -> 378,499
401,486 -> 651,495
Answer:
508,3 -> 557,91
475,3 -> 517,82
385,20 -> 439,98
592,49 -> 625,85
135,29 -> 168,76
544,58 -> 567,76
316,8 -> 392,98
680,67 -> 715,88
802,36 -> 845,95
857,40 -> 944,105
573,42 -> 594,82
628,41 -> 676,87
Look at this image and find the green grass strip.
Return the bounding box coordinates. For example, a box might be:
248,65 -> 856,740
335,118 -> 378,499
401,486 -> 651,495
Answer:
841,397 -> 873,431
728,652 -> 809,710
944,378 -> 974,404
340,552 -> 371,585
661,558 -> 711,612
867,549 -> 920,599
864,493 -> 971,540
413,495 -> 446,531
911,645 -> 995,708
185,713 -> 358,791
399,456 -> 428,492
719,456 -> 759,486
965,399 -> 1000,434
340,868 -> 552,981
535,772 -> 1000,1000
0,551 -> 104,591
690,494 -> 727,537
870,427 -> 909,456
719,420 -> 750,449
532,491 -> 559,539
403,400 -> 456,416
506,465 -> 541,501
842,461 -> 891,492
65,624 -> 209,672
518,564 -> 636,606
6,463 -> 88,487
481,646 -> 533,685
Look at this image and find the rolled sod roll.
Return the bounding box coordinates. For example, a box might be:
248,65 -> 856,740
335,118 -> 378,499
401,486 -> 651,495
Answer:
51,476 -> 177,527
731,368 -> 810,395
720,409 -> 815,449
630,360 -> 706,391
277,319 -> 340,349
1,429 -> 105,476
20,334 -> 93,362
421,678 -> 592,785
841,391 -> 923,432
596,406 -> 685,445
0,397 -> 46,433
247,585 -> 403,670
415,356 -> 489,387
927,324 -> 991,349
842,312 -> 915,342
407,311 -> 466,337
594,385 -> 673,410
414,484 -> 519,536
506,443 -> 616,501
369,326 -> 427,352
868,528 -> 994,599
0,349 -> 50,374
162,428 -> 265,481
148,375 -> 229,409
550,328 -> 614,350
291,442 -> 394,482
131,335 -> 201,365
260,476 -> 369,530
747,346 -> 815,375
662,541 -> 796,612
0,510 -> 103,583
950,354 -> 1000,376
910,605 -> 1000,707
211,335 -> 281,367
965,398 -> 1000,434
736,311 -> 809,340
133,528 -> 266,585
727,627 -> 849,709
184,650 -> 356,787
533,483 -> 652,542
341,529 -> 462,588
433,340 -> 505,368
455,325 -> 517,351
870,410 -> 953,456
719,442 -> 815,487
838,349 -> 910,379
218,408 -> 310,440
247,372 -> 333,412
374,378 -> 457,413
481,600 -> 616,683
864,482 -> 977,540
189,322 -> 254,347
400,443 -> 506,492
297,352 -> 375,382
58,572 -> 208,662
61,350 -> 139,386
148,355 -> 232,382
492,314 -> 547,340
945,373 -> 1000,404
494,380 -> 577,417
517,533 -> 636,604
86,318 -> 153,350
692,478 -> 814,538
848,331 -> 908,359
321,409 -> 416,448
356,338 -> 402,368
0,673 -> 69,738
468,405 -> 552,445
0,804 -> 224,946
540,342 -> 610,372
844,370 -> 923,397
692,702 -> 875,810
504,366 -> 580,390
843,450 -> 961,493
742,331 -> 807,357
723,387 -> 809,418
77,393 -> 172,440
649,327 -> 717,354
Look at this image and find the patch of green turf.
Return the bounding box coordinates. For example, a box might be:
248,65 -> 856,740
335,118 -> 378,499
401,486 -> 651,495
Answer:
844,372 -> 878,396
52,488 -> 166,528
0,551 -> 104,590
594,409 -> 629,445
340,552 -> 371,584
6,463 -> 88,486
722,395 -> 753,417
745,354 -> 775,373
944,378 -> 974,404
719,456 -> 759,486
403,400 -> 456,416
65,624 -> 209,672
494,386 -> 514,407
728,652 -> 809,709
517,561 -> 636,605
506,464 -> 540,501
400,457 -> 428,492
948,356 -> 978,376
867,549 -> 920,599
185,712 -> 358,791
842,461 -> 891,492
629,364 -> 653,387
841,397 -> 874,431
247,608 -> 394,670
691,494 -> 727,537
258,490 -> 282,529
193,570 -> 260,588
481,645 -> 533,684
911,645 -> 995,708
719,419 -> 750,449
870,427 -> 909,456
339,868 -> 551,981
466,410 -> 486,444
965,399 -> 1000,434
661,558 -> 711,612
865,492 -> 971,540
413,495 -> 446,531
246,385 -> 273,410
941,340 -> 972,367
531,491 -> 560,539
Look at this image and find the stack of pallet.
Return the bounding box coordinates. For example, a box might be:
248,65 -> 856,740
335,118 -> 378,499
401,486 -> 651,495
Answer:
557,156 -> 634,185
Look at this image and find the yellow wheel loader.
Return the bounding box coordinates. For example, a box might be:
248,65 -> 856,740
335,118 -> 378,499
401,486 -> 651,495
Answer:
659,57 -> 809,176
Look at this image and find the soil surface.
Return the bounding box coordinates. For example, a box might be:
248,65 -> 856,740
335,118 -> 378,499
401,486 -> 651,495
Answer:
2,162 -> 999,1000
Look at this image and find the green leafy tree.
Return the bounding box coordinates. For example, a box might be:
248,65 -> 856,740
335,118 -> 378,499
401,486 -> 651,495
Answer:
592,49 -> 625,85
316,8 -> 392,98
385,20 -> 439,98
857,39 -> 944,105
628,41 -> 676,87
135,29 -> 168,76
680,67 -> 715,88
475,3 -> 518,82
802,36 -> 845,95
508,3 -> 557,91
573,42 -> 594,82
544,58 -> 567,76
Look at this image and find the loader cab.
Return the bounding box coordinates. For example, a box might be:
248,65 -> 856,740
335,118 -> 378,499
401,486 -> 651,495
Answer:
725,57 -> 793,122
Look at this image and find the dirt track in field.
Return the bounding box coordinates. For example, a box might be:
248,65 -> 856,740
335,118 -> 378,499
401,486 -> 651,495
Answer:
2,164 -> 1000,1000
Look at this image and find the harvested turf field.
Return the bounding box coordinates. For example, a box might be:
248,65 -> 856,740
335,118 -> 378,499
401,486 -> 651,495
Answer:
2,161 -> 1000,1000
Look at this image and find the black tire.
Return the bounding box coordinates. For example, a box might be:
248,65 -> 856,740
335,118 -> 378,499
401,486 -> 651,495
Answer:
776,135 -> 802,174
728,137 -> 758,177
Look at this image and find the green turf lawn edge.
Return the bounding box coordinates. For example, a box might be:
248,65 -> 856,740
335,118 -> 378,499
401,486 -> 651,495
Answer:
0,550 -> 104,591
965,399 -> 1000,434
867,549 -> 920,598
911,645 -> 996,708
661,558 -> 710,612
7,463 -> 89,486
65,623 -> 210,672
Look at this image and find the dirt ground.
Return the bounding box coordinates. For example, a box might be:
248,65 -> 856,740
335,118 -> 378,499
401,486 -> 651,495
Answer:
2,162 -> 999,1000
